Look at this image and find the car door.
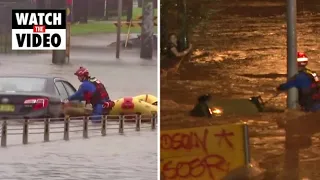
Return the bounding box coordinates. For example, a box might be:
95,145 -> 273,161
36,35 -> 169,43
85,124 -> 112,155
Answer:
62,81 -> 84,105
55,81 -> 69,100
61,81 -> 76,97
52,81 -> 69,117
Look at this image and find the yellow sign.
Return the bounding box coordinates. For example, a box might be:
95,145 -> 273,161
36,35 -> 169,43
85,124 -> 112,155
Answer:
160,123 -> 249,180
0,104 -> 15,112
66,8 -> 70,16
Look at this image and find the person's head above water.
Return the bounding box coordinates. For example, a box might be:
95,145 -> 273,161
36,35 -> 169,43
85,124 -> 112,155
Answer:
168,33 -> 178,44
297,51 -> 308,71
74,66 -> 90,82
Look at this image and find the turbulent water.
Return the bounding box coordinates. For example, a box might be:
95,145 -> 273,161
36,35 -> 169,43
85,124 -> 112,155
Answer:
0,50 -> 158,180
161,1 -> 320,179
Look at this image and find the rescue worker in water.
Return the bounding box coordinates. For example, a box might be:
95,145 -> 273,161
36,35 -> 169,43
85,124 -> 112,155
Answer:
66,67 -> 114,122
277,52 -> 320,112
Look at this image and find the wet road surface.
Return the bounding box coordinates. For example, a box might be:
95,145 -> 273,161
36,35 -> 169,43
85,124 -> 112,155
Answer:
0,130 -> 156,180
0,47 -> 157,179
161,1 -> 320,179
0,49 -> 157,98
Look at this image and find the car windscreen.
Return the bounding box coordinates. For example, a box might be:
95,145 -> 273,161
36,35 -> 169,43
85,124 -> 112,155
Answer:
0,77 -> 47,92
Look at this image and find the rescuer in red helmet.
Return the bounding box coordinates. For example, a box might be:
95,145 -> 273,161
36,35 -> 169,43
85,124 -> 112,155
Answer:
277,52 -> 320,111
66,66 -> 114,122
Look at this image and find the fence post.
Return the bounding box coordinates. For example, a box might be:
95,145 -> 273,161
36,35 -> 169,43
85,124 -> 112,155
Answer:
151,113 -> 156,130
22,117 -> 29,145
64,116 -> 70,141
44,117 -> 50,142
119,115 -> 124,134
136,113 -> 141,131
83,116 -> 89,139
1,119 -> 7,147
101,115 -> 107,136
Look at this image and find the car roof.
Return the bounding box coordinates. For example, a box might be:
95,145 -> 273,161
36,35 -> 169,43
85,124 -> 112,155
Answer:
0,74 -> 73,94
0,74 -> 66,80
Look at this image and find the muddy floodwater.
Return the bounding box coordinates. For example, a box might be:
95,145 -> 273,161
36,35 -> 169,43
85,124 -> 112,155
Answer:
0,49 -> 157,180
161,1 -> 320,179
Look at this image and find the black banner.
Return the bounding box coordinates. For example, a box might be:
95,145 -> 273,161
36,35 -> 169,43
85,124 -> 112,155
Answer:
12,9 -> 66,29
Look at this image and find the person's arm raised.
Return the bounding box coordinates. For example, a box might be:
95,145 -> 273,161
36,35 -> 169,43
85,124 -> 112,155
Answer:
170,46 -> 188,57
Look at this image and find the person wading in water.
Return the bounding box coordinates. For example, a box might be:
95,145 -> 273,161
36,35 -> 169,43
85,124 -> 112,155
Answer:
161,33 -> 193,76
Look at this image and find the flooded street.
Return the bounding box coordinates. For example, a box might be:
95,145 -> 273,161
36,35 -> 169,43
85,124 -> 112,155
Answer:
0,45 -> 157,179
0,48 -> 157,99
161,1 -> 320,179
0,130 -> 156,180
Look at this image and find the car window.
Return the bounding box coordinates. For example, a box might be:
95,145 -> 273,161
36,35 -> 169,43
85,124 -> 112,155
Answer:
0,77 -> 46,92
55,81 -> 69,99
54,85 -> 59,95
62,81 -> 76,96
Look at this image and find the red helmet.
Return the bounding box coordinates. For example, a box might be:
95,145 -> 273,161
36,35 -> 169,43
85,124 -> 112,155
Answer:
74,66 -> 89,77
297,52 -> 308,67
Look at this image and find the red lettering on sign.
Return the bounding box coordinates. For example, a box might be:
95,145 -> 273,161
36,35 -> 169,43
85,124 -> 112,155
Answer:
121,97 -> 135,109
161,129 -> 209,153
67,0 -> 72,5
161,154 -> 229,180
214,129 -> 235,149
33,25 -> 46,33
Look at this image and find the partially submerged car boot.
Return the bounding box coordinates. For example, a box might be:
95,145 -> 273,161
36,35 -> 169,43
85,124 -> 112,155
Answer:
249,95 -> 265,112
190,94 -> 212,118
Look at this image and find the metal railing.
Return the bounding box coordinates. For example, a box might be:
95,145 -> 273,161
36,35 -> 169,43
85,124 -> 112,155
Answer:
0,114 -> 157,147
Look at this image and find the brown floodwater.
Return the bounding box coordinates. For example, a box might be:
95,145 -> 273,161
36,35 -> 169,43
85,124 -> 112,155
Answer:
161,1 -> 320,179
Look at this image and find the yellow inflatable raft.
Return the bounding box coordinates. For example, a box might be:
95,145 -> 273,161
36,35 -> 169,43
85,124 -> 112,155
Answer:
109,96 -> 157,116
64,94 -> 158,122
133,94 -> 157,106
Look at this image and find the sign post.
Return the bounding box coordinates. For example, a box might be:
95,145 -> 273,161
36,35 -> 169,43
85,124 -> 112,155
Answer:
286,0 -> 298,109
66,0 -> 73,63
177,0 -> 189,51
284,1 -> 299,179
116,0 -> 122,59
140,0 -> 154,59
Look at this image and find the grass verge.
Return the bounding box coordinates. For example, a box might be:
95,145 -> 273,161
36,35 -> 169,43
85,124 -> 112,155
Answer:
121,7 -> 158,20
71,8 -> 158,35
71,21 -> 157,35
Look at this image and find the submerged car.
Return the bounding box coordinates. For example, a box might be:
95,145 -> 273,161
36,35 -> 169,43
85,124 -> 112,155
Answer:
0,75 -> 158,121
0,75 -> 80,119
